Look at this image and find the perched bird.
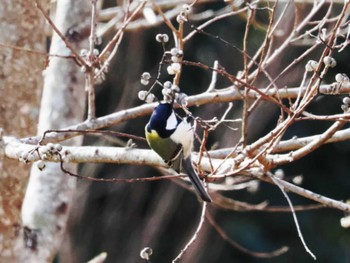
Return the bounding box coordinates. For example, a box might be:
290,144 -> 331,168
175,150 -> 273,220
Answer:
145,102 -> 212,202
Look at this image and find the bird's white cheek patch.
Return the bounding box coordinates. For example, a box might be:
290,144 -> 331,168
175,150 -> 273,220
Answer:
166,111 -> 177,130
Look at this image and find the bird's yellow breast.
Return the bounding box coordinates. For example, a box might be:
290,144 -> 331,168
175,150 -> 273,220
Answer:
145,129 -> 180,162
145,130 -> 160,141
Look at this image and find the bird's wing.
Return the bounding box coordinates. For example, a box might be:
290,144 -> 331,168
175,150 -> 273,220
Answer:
167,144 -> 183,173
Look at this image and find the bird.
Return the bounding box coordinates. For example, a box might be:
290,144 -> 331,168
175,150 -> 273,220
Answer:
145,101 -> 212,202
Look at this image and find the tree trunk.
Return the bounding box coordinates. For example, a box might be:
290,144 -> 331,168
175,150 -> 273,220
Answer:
16,0 -> 90,262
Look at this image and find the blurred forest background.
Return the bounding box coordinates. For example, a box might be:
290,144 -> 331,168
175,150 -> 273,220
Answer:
66,1 -> 350,262
2,0 -> 350,262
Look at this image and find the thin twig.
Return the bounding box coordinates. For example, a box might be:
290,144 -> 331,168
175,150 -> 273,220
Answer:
86,0 -> 99,120
0,42 -> 75,60
206,60 -> 219,92
172,202 -> 207,262
150,0 -> 178,33
95,1 -> 132,80
35,0 -> 87,66
183,7 -> 248,43
99,1 -> 146,60
267,172 -> 316,260
241,6 -> 254,147
58,152 -> 183,183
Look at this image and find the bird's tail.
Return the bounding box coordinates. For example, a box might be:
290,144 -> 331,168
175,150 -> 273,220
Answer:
182,157 -> 212,202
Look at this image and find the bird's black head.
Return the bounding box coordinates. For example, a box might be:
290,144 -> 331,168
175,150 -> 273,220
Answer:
147,102 -> 178,138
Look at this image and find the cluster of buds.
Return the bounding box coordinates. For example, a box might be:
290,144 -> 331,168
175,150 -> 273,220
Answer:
80,49 -> 100,73
162,81 -> 178,102
167,48 -> 183,75
139,72 -> 156,102
36,143 -> 63,170
80,48 -> 106,84
305,56 -> 336,72
39,143 -> 63,158
161,81 -> 188,106
80,48 -> 99,59
138,90 -> 155,103
170,48 -> 183,63
17,143 -> 64,171
139,4 -> 192,105
138,80 -> 187,105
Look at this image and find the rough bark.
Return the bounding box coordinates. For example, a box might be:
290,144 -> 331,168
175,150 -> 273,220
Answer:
0,1 -> 47,261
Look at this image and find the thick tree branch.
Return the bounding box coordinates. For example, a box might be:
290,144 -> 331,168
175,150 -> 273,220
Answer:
19,82 -> 350,145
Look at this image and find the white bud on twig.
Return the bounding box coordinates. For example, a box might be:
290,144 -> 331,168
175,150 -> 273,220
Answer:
175,92 -> 188,106
335,73 -> 349,84
292,175 -> 303,185
37,160 -> 46,171
39,146 -> 49,155
138,90 -> 155,103
138,90 -> 148,101
167,63 -> 181,75
140,72 -> 151,86
323,56 -> 336,68
80,49 -> 88,57
93,49 -> 99,56
140,247 -> 153,260
163,81 -> 172,89
145,93 -> 155,103
141,72 -> 151,80
47,143 -> 55,152
167,65 -> 176,75
305,60 -> 319,72
274,169 -> 285,178
182,4 -> 191,14
55,144 -> 63,152
170,48 -> 179,56
140,79 -> 149,86
155,33 -> 169,43
20,152 -> 29,163
343,97 -> 350,106
162,87 -> 173,97
341,104 -> 349,112
176,14 -> 187,23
